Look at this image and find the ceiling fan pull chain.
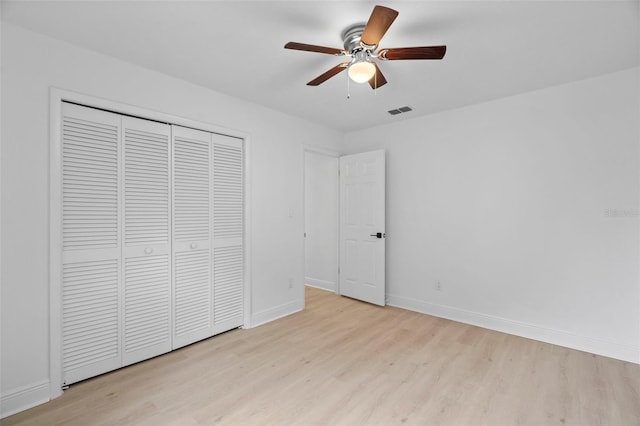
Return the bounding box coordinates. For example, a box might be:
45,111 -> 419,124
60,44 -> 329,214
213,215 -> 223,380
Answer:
346,71 -> 351,99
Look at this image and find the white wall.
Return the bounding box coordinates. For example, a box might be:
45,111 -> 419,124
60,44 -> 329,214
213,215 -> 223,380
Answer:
343,68 -> 640,363
0,23 -> 341,417
304,151 -> 339,291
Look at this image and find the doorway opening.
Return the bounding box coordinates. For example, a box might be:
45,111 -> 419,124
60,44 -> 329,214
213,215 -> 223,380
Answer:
303,149 -> 339,295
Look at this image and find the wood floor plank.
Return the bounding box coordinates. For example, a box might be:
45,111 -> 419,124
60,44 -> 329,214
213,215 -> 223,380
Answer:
3,286 -> 639,425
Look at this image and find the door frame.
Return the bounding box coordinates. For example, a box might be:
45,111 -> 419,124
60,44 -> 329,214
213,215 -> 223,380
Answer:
302,146 -> 340,297
49,88 -> 252,400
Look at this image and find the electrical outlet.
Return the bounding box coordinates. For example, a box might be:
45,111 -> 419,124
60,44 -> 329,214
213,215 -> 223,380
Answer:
288,278 -> 294,289
434,280 -> 443,291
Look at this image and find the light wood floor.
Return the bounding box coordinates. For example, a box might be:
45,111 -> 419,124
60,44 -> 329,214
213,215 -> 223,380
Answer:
4,286 -> 639,425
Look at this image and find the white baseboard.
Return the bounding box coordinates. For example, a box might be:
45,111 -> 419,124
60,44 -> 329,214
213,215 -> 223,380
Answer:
251,299 -> 303,328
0,380 -> 50,419
387,294 -> 640,364
305,278 -> 335,292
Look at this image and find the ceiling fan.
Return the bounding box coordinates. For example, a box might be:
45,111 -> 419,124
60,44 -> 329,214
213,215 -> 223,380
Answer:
284,5 -> 446,89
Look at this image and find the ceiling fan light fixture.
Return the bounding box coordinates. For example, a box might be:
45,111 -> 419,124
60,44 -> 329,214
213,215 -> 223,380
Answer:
284,5 -> 446,89
348,60 -> 376,83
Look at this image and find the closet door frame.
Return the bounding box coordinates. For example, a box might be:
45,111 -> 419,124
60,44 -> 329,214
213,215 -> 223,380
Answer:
49,88 -> 252,400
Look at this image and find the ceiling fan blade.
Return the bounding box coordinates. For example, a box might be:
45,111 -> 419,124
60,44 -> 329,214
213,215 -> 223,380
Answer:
378,46 -> 447,60
368,62 -> 387,89
284,42 -> 345,56
360,5 -> 399,48
307,62 -> 349,86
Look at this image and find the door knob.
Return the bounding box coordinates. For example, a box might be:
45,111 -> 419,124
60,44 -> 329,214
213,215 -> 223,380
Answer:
369,232 -> 385,239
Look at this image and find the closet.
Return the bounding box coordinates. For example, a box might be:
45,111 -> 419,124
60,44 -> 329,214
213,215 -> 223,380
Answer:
60,102 -> 244,386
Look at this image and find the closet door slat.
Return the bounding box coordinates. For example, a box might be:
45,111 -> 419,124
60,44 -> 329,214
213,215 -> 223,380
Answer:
124,124 -> 171,245
213,246 -> 243,326
174,135 -> 210,242
123,254 -> 171,360
62,113 -> 119,251
213,142 -> 243,239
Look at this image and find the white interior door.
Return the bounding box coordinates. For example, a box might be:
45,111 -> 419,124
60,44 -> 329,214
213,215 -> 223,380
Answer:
61,103 -> 122,385
122,116 -> 172,366
172,126 -> 213,349
211,134 -> 244,333
339,150 -> 386,306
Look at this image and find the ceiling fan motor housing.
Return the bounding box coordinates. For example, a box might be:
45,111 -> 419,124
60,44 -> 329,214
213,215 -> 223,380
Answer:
342,23 -> 368,53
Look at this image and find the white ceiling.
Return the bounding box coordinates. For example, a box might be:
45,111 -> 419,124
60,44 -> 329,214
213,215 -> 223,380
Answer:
2,1 -> 639,132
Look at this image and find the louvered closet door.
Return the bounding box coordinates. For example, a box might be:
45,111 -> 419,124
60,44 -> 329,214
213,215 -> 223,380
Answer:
212,134 -> 244,334
172,126 -> 213,348
61,103 -> 122,385
122,117 -> 172,365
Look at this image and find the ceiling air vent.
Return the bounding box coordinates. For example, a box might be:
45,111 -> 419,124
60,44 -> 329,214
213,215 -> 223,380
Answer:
388,106 -> 413,116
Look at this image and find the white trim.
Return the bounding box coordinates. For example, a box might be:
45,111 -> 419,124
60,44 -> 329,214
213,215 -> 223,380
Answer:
51,88 -> 248,138
250,300 -> 303,328
49,87 -> 253,398
301,147 -> 306,310
637,66 -> 640,369
387,293 -> 640,364
305,278 -> 336,292
303,145 -> 340,158
48,94 -> 63,401
0,380 -> 50,419
304,284 -> 336,293
243,135 -> 252,329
